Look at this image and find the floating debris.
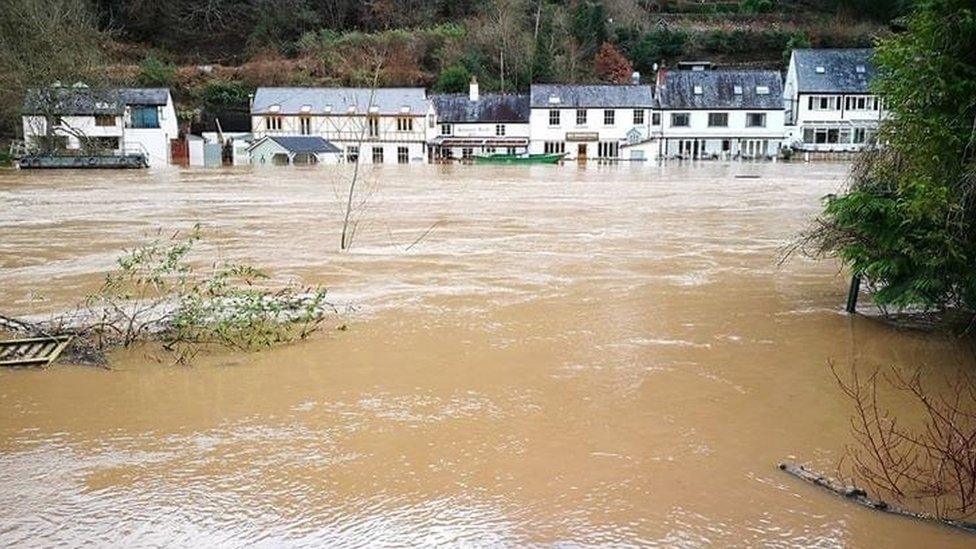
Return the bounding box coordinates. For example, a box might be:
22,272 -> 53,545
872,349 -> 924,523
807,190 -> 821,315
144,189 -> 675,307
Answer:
0,335 -> 72,367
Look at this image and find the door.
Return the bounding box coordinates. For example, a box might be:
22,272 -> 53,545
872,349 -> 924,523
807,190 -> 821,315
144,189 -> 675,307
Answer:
577,144 -> 587,162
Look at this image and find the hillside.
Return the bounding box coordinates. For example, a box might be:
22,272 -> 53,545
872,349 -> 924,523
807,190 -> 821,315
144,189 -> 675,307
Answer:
2,0 -> 912,138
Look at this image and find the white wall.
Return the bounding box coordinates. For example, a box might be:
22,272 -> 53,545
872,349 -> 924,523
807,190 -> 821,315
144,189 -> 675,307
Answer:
657,109 -> 785,159
528,107 -> 651,159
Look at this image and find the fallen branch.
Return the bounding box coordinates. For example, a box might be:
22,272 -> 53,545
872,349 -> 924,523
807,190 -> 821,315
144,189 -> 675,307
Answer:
778,462 -> 976,534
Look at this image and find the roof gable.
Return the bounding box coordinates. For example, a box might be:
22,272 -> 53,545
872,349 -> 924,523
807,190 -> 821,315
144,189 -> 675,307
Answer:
657,70 -> 783,110
792,48 -> 876,94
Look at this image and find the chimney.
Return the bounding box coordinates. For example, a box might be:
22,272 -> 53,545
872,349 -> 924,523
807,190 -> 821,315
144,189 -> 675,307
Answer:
631,71 -> 641,85
469,76 -> 479,102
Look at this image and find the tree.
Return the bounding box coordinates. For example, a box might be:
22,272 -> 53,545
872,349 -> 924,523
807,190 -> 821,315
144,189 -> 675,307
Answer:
137,57 -> 176,87
434,65 -> 471,93
631,27 -> 687,75
0,0 -> 108,139
803,0 -> 976,318
594,42 -> 633,84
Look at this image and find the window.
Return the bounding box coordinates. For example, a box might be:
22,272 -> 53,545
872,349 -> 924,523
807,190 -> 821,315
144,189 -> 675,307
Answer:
597,141 -> 619,158
372,146 -> 384,163
815,66 -> 826,73
397,146 -> 409,164
300,116 -> 311,135
652,112 -> 661,125
755,86 -> 770,95
633,109 -> 644,125
571,109 -> 584,126
746,113 -> 767,127
266,116 -> 282,131
368,116 -> 379,137
346,145 -> 359,163
603,109 -> 615,126
462,147 -> 473,159
397,117 -> 413,132
853,127 -> 867,144
856,65 -> 866,73
733,86 -> 743,95
671,113 -> 690,127
803,128 -> 815,143
95,115 -> 116,127
543,141 -> 565,154
495,124 -> 505,136
130,106 -> 160,129
549,109 -> 560,126
693,85 -> 703,95
441,123 -> 452,135
708,113 -> 728,127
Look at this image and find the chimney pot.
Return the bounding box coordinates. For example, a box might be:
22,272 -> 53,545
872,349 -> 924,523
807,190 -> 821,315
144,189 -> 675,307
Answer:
469,76 -> 479,102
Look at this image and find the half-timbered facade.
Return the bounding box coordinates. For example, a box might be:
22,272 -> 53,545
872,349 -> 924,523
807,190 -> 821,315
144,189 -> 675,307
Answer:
250,87 -> 434,164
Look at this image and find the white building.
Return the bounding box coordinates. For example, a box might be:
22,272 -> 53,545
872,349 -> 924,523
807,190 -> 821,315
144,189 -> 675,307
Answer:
784,48 -> 885,152
22,86 -> 179,167
656,68 -> 785,159
429,78 -> 530,161
528,82 -> 655,161
250,87 -> 434,164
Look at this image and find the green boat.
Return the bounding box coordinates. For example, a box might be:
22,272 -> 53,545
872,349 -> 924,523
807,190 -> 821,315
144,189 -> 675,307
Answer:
473,153 -> 565,165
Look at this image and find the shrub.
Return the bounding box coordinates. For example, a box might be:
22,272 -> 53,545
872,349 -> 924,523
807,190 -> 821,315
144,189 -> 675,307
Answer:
433,64 -> 471,93
199,80 -> 252,110
137,57 -> 176,87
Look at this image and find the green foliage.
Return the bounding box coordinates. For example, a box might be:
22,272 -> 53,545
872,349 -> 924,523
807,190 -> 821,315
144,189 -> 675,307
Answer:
810,0 -> 976,314
632,28 -> 688,73
433,65 -> 471,93
87,225 -> 331,362
782,32 -> 811,67
198,80 -> 252,110
740,0 -> 775,14
137,57 -> 176,87
571,0 -> 609,56
834,0 -> 918,21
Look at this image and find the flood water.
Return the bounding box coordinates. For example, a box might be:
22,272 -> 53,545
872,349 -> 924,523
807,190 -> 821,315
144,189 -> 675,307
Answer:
1,163 -> 974,547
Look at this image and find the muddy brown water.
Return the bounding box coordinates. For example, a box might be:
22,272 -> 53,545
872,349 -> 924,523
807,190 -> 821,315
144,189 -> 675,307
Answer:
0,163 -> 974,547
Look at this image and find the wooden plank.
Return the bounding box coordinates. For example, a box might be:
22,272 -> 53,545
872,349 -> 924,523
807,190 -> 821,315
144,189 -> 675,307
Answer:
0,335 -> 72,367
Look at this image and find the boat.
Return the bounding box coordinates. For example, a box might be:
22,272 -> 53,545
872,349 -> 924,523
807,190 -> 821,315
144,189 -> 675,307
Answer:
473,153 -> 564,165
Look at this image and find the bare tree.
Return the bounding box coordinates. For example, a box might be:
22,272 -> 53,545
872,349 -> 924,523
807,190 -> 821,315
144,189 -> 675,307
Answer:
831,361 -> 976,521
0,0 -> 108,141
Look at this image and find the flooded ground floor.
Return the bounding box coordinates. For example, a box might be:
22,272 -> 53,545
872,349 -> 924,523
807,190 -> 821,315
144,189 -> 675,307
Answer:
0,163 -> 974,546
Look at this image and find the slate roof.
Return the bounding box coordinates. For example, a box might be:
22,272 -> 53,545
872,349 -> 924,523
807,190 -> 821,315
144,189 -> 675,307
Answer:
792,49 -> 876,94
252,87 -> 429,115
657,70 -> 784,110
23,87 -> 170,115
266,136 -> 340,154
431,94 -> 529,123
530,84 -> 654,108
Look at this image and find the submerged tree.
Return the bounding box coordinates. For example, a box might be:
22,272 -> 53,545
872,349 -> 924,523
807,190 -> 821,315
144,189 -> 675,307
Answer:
802,0 -> 976,320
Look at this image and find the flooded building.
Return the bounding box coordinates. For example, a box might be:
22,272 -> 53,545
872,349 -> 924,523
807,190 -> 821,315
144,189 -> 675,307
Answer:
655,67 -> 785,160
528,82 -> 655,161
247,136 -> 342,166
783,48 -> 885,152
429,78 -> 530,161
250,87 -> 435,164
21,86 -> 179,167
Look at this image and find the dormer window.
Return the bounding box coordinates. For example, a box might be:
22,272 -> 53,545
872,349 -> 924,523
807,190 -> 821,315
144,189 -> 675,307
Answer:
548,96 -> 560,104
324,105 -> 333,113
693,85 -> 703,95
856,65 -> 866,73
300,105 -> 312,113
400,106 -> 410,113
756,86 -> 769,95
347,105 -> 356,113
268,104 -> 281,113
815,66 -> 826,74
733,86 -> 743,95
